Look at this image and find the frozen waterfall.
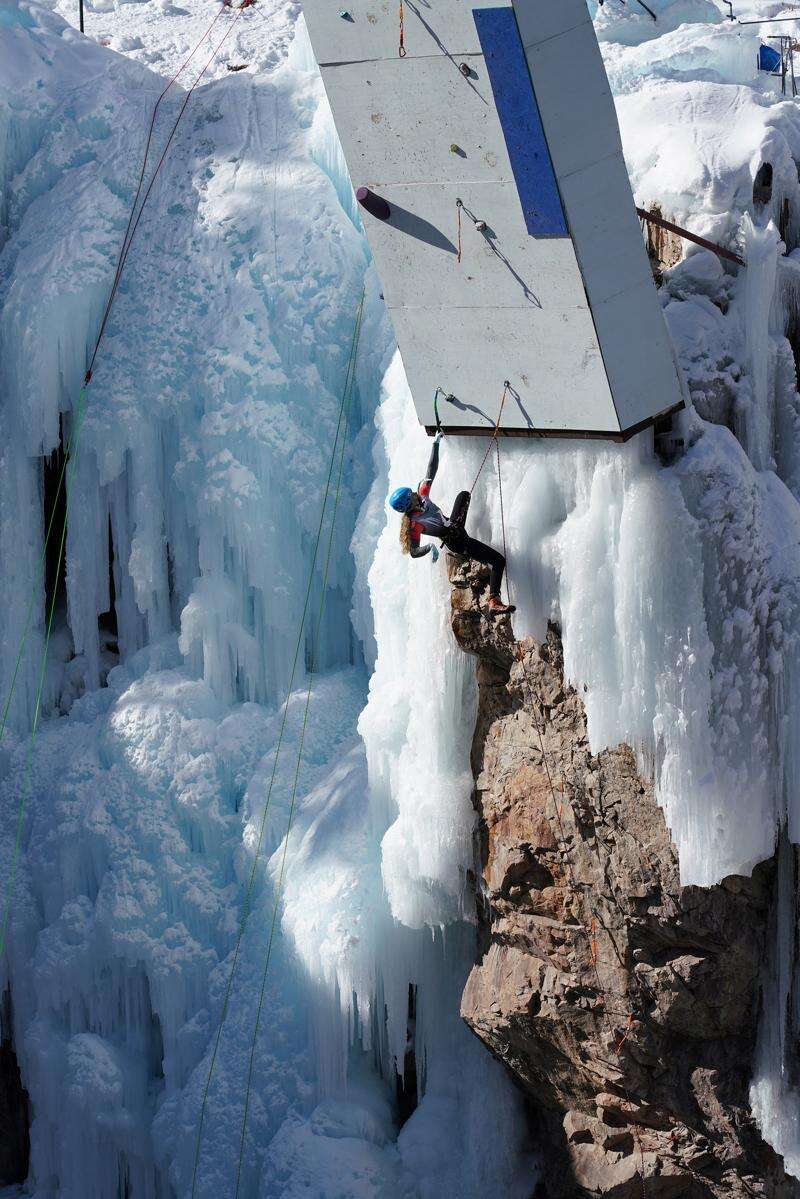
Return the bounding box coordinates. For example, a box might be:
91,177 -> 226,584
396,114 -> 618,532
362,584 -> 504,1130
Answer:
4,0 -> 800,1196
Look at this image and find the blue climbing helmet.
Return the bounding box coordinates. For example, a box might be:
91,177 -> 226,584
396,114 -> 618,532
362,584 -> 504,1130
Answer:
389,486 -> 414,513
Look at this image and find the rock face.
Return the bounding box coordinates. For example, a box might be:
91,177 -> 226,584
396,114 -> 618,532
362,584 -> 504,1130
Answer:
449,559 -> 797,1199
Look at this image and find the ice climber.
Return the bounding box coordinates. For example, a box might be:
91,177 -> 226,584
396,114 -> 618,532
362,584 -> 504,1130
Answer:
388,432 -> 516,615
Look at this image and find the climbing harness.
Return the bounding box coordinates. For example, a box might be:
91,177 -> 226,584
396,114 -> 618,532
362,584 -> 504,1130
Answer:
190,289 -> 366,1199
398,0 -> 406,56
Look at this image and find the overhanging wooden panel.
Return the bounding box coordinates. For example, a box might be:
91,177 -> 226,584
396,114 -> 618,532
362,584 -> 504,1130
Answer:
300,0 -> 685,437
391,306 -> 618,432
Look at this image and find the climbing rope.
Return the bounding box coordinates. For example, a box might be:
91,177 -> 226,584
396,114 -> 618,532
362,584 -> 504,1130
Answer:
0,393 -> 90,958
0,410 -> 85,748
189,289 -> 366,1199
234,295 -> 363,1197
468,381 -> 508,495
92,3 -> 229,370
0,2 -> 252,955
494,437 -> 512,606
89,2 -> 251,378
0,1 -> 236,734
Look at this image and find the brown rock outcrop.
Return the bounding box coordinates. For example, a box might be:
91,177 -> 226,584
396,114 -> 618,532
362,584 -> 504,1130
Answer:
450,558 -> 797,1199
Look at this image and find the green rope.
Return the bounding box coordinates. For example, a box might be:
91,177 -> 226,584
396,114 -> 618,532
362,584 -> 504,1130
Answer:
0,394 -> 89,957
233,292 -> 363,1198
190,287 -> 366,1199
0,0 -> 235,963
0,392 -> 87,746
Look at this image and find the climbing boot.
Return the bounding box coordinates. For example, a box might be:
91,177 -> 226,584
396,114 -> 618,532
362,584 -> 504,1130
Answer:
487,596 -> 516,616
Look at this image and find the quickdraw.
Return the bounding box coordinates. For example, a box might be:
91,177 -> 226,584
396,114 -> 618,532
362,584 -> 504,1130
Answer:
398,0 -> 406,56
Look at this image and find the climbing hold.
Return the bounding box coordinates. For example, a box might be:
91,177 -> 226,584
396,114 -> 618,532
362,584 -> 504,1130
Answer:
450,143 -> 465,156
356,186 -> 391,221
474,218 -> 487,232
459,62 -> 470,76
338,9 -> 354,19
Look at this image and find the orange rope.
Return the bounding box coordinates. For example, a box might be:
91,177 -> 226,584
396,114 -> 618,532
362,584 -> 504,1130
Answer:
398,0 -> 406,56
469,382 -> 508,494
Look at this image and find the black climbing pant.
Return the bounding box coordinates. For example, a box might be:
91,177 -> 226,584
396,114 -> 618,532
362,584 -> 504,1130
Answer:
442,490 -> 506,598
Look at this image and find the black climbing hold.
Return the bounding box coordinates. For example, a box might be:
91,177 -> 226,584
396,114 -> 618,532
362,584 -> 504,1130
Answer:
356,187 -> 391,221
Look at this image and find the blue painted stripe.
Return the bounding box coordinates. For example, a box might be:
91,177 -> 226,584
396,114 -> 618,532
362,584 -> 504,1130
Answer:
473,7 -> 568,239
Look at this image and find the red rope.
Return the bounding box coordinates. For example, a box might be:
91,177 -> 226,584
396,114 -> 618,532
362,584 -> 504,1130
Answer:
398,0 -> 406,56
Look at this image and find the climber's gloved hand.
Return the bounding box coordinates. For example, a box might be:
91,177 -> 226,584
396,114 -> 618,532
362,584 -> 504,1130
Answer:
430,546 -> 440,564
434,430 -> 443,445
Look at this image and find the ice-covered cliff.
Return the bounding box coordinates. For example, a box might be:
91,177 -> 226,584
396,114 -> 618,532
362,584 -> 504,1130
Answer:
4,0 -> 800,1196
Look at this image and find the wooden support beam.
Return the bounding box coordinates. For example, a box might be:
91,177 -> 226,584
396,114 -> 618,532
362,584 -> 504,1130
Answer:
636,206 -> 745,267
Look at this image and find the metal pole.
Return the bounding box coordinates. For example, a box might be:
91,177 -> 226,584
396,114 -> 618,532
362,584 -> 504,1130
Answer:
633,0 -> 657,19
79,0 -> 84,32
737,15 -> 800,23
635,206 -> 745,266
